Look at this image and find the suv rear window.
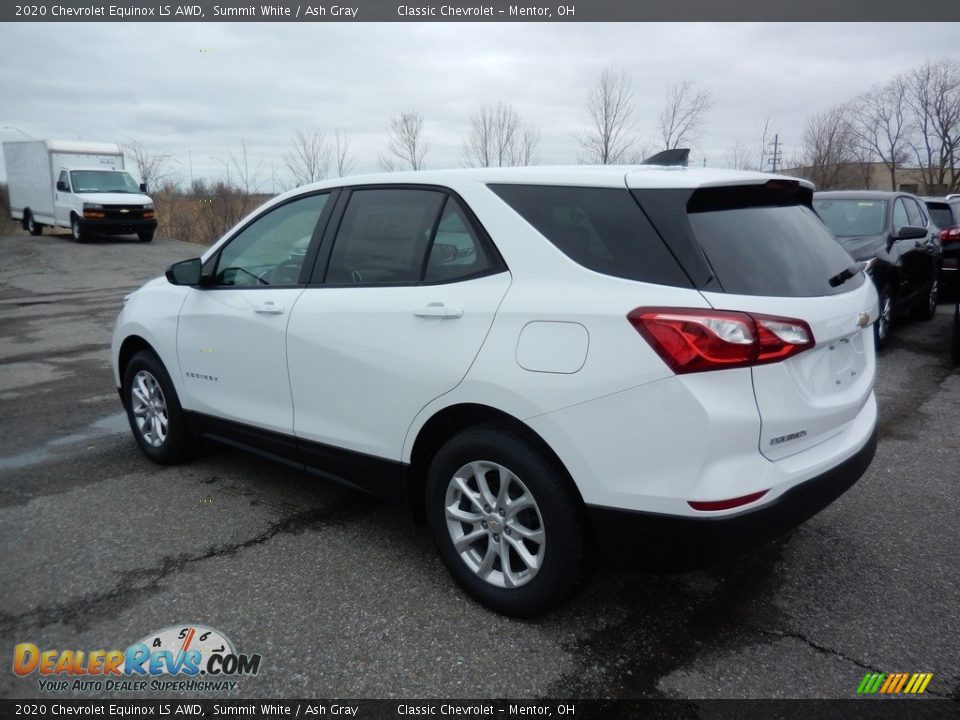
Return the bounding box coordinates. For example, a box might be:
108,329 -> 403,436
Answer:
925,202 -> 959,229
488,184 -> 691,287
686,185 -> 863,297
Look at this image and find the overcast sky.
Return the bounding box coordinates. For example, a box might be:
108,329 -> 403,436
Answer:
0,22 -> 957,188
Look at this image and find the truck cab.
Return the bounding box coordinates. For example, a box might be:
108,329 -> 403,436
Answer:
54,167 -> 157,242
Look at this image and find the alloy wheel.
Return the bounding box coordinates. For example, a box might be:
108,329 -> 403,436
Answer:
131,370 -> 168,447
444,461 -> 546,589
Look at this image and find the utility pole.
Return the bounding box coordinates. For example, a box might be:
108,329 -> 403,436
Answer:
188,149 -> 194,187
766,134 -> 782,173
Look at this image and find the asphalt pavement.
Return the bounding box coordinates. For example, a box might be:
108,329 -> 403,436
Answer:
0,228 -> 957,701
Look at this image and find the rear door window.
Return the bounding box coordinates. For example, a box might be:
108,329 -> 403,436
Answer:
488,184 -> 691,287
686,186 -> 863,297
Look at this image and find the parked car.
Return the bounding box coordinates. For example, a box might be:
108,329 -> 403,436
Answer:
922,196 -> 960,291
113,167 -> 879,616
813,191 -> 942,349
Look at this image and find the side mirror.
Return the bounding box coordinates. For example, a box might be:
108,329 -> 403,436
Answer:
56,181 -> 67,191
139,183 -> 147,192
166,258 -> 203,286
894,225 -> 927,241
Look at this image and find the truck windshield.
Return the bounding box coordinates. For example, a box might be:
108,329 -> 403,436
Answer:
70,170 -> 140,194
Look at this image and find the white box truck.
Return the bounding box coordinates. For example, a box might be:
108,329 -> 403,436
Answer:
3,140 -> 157,242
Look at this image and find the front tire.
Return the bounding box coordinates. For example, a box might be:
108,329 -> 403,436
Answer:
122,350 -> 195,464
913,274 -> 939,321
952,305 -> 960,366
426,424 -> 588,617
875,285 -> 893,351
71,215 -> 85,243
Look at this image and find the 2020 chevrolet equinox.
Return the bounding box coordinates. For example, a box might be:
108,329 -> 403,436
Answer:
112,165 -> 879,616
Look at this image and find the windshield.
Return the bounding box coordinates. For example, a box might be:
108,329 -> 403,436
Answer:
813,198 -> 887,237
70,170 -> 140,194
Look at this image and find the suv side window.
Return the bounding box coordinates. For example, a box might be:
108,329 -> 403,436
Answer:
892,198 -> 910,233
905,198 -> 925,228
424,198 -> 494,283
214,193 -> 329,287
325,189 -> 446,285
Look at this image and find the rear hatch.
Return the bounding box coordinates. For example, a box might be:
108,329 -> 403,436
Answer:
631,178 -> 877,461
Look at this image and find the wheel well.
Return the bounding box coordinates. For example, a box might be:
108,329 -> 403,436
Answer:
118,335 -> 157,387
406,403 -> 585,523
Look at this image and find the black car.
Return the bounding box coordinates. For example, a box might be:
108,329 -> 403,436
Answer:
922,196 -> 960,290
813,191 -> 942,349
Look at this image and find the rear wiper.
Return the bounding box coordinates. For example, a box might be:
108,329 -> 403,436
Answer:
828,259 -> 876,288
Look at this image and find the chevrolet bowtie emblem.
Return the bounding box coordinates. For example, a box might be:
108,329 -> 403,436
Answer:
120,209 -> 129,214
857,312 -> 870,328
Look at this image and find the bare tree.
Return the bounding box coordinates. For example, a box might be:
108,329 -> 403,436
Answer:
229,138 -> 265,196
657,81 -> 714,150
850,76 -> 910,190
904,58 -> 960,194
332,130 -> 356,177
794,104 -> 865,189
284,129 -> 332,186
123,140 -> 176,190
722,118 -> 778,172
461,102 -> 540,167
723,140 -> 754,170
379,110 -> 430,171
576,67 -> 636,164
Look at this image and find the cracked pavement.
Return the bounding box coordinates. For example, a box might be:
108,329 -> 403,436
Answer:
0,229 -> 958,700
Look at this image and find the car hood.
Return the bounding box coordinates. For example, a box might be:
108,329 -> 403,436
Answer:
75,192 -> 152,205
836,234 -> 885,261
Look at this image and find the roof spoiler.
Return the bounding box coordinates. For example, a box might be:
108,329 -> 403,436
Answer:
641,148 -> 689,167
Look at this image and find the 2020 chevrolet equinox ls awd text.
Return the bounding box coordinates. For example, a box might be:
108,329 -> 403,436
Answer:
112,165 -> 879,616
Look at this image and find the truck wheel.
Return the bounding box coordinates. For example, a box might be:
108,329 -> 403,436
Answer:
138,231 -> 154,242
71,216 -> 85,243
26,212 -> 42,236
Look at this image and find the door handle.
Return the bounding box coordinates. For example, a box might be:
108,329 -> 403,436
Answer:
414,303 -> 463,319
254,301 -> 285,315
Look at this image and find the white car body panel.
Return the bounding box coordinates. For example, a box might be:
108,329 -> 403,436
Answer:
113,165 -> 877,528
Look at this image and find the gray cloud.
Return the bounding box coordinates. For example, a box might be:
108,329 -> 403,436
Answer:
1,22 -> 957,186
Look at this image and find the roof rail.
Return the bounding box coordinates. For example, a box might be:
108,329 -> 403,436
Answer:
641,148 -> 690,167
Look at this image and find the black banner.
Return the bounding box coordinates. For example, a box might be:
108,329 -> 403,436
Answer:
3,0 -> 960,22
1,700 -> 959,720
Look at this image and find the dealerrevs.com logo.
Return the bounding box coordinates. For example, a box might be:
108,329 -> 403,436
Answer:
13,624 -> 262,693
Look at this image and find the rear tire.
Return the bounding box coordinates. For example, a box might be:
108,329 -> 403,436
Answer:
26,212 -> 42,236
71,215 -> 85,243
122,350 -> 195,465
138,231 -> 154,242
875,285 -> 893,351
426,424 -> 588,617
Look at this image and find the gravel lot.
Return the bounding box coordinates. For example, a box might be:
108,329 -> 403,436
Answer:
0,228 -> 958,701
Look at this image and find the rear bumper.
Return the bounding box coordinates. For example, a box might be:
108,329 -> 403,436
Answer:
79,217 -> 157,235
587,424 -> 877,567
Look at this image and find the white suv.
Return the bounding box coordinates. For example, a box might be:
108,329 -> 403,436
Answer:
112,166 -> 879,616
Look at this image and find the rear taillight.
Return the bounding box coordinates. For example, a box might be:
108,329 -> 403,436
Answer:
940,227 -> 960,242
627,307 -> 815,374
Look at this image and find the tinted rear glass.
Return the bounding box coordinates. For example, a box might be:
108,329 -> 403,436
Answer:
925,203 -> 956,228
488,184 -> 691,287
688,189 -> 863,297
